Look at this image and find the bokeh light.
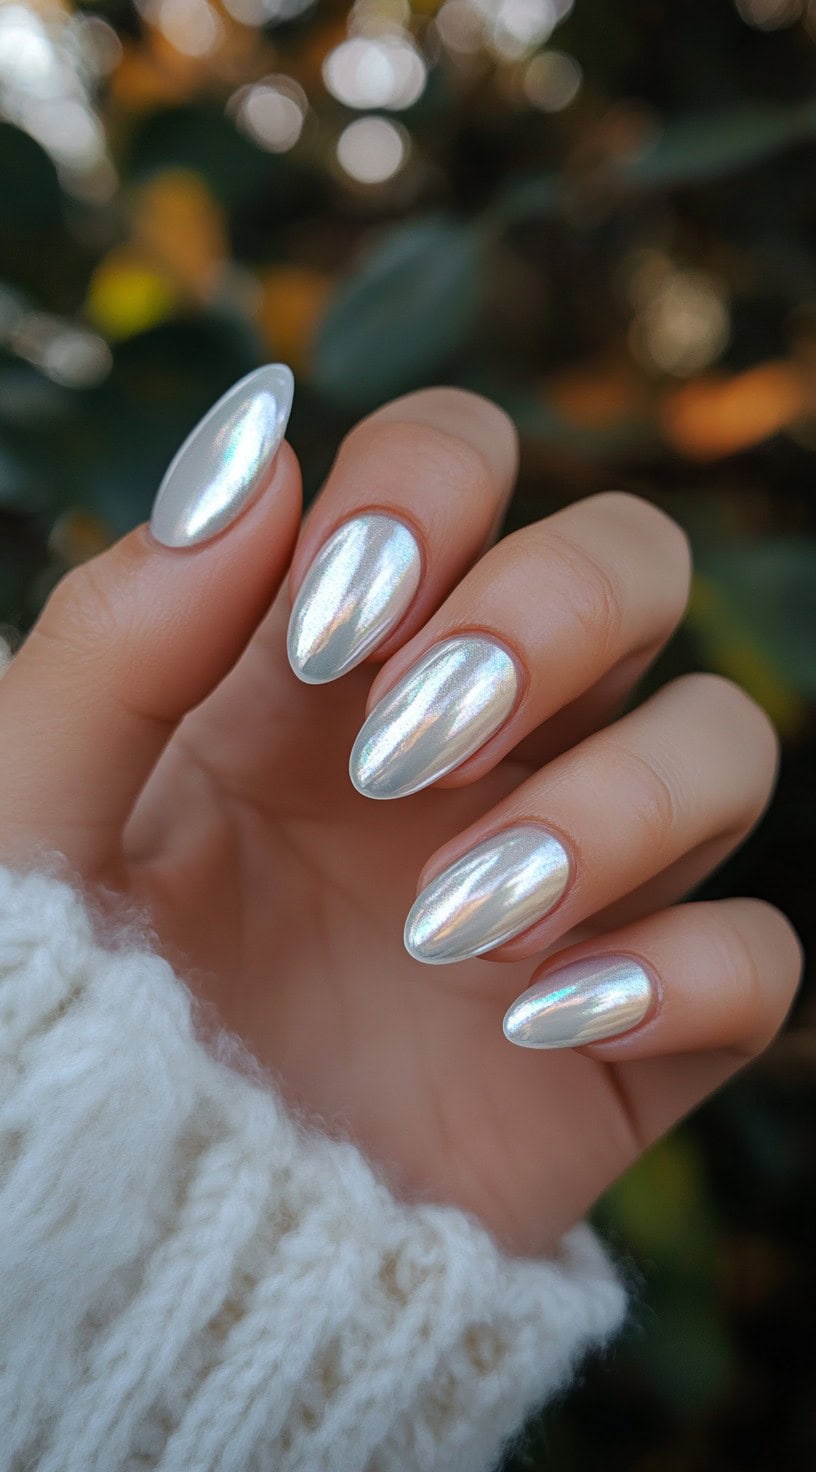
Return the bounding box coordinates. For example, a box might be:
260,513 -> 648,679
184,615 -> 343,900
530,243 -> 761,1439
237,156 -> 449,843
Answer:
434,0 -> 485,56
143,0 -> 224,58
0,2 -> 114,195
627,251 -> 731,377
524,49 -> 582,109
336,115 -> 407,181
734,0 -> 803,28
350,0 -> 412,36
10,311 -> 112,387
486,0 -> 558,61
222,0 -> 315,26
231,77 -> 307,152
323,35 -> 427,110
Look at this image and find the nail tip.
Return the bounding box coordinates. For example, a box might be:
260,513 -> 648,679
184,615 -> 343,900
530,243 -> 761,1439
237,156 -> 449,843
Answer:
402,924 -> 444,964
348,745 -> 412,800
286,641 -> 333,685
348,754 -> 378,799
501,1010 -> 557,1049
403,920 -> 482,966
288,641 -> 361,685
149,361 -> 295,549
403,935 -> 424,963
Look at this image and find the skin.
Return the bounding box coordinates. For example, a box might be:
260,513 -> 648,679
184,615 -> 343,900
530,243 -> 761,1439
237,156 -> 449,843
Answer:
0,388 -> 802,1259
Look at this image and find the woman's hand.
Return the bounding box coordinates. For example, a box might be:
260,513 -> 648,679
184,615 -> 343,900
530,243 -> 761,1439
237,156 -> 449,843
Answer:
0,382 -> 801,1257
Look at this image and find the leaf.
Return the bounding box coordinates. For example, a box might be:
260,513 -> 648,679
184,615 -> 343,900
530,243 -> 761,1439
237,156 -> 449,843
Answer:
491,172 -> 560,225
629,1287 -> 736,1414
600,1134 -> 715,1268
312,217 -> 486,411
489,102 -> 816,228
125,107 -> 275,210
0,123 -> 62,234
692,539 -> 816,705
618,98 -> 816,189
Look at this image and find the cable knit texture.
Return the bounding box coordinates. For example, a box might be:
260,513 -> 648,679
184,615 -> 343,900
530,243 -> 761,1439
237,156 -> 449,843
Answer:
0,865 -> 626,1472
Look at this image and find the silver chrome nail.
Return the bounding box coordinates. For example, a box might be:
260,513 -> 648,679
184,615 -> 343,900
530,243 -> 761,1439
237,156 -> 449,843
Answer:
405,826 -> 570,964
150,363 -> 294,548
349,634 -> 519,800
287,515 -> 421,685
503,955 -> 652,1049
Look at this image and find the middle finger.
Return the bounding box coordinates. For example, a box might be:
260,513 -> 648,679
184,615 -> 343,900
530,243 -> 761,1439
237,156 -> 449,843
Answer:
403,672 -> 777,966
349,491 -> 691,800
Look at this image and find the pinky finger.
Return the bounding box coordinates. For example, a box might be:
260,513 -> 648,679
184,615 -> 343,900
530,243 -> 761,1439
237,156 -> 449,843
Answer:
504,898 -> 801,1061
504,899 -> 802,1171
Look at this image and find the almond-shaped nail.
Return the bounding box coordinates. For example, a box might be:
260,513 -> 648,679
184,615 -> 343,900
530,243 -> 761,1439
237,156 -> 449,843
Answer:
287,515 -> 421,684
150,363 -> 294,548
349,635 -> 519,800
405,826 -> 570,964
503,956 -> 653,1049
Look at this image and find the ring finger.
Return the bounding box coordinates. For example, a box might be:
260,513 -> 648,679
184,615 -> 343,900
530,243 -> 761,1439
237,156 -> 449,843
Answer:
403,672 -> 778,966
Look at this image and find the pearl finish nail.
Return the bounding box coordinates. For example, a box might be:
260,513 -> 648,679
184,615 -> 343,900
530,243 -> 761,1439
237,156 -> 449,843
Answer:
405,826 -> 570,964
287,515 -> 421,684
349,635 -> 519,800
150,363 -> 294,548
503,956 -> 653,1049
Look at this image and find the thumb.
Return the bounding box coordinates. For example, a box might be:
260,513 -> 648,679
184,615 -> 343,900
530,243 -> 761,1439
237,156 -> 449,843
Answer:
0,365 -> 300,874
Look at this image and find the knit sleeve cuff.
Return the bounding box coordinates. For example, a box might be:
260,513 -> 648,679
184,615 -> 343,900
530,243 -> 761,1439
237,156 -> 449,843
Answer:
0,866 -> 626,1472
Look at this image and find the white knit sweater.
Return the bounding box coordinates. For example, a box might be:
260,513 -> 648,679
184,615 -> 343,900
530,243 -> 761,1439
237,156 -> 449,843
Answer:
0,864 -> 626,1472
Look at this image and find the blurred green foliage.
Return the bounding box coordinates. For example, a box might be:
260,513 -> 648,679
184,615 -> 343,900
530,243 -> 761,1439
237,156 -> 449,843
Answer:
0,0 -> 814,1466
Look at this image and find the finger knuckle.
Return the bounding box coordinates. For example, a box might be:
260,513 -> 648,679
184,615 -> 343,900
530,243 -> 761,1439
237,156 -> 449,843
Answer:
38,559 -> 121,661
745,897 -> 804,996
370,386 -> 518,479
520,526 -> 625,660
604,740 -> 682,856
340,417 -> 497,511
593,490 -> 692,616
714,901 -> 801,1052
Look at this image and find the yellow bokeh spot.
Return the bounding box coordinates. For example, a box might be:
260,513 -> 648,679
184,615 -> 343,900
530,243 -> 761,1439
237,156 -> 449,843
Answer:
87,248 -> 178,338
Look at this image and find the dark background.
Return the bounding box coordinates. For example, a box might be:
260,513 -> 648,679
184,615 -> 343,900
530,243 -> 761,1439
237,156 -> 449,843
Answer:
0,0 -> 814,1466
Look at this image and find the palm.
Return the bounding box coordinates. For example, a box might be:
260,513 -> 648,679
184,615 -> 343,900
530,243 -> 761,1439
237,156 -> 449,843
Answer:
122,598 -> 631,1256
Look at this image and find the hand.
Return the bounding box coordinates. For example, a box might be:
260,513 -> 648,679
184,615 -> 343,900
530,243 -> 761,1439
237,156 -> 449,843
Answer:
0,382 -> 801,1257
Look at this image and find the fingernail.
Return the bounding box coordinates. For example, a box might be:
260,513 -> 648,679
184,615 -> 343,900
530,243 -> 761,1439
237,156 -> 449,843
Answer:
405,826 -> 570,964
287,515 -> 421,685
349,634 -> 519,800
150,363 -> 294,548
503,956 -> 652,1049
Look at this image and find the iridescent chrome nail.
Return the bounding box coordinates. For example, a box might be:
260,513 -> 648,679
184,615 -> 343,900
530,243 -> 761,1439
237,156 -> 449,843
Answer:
287,514 -> 421,684
503,955 -> 653,1049
150,363 -> 294,548
405,826 -> 570,964
349,634 -> 519,800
